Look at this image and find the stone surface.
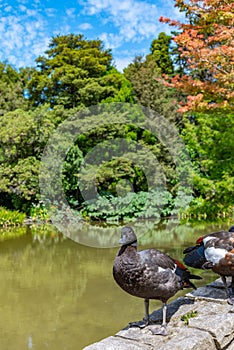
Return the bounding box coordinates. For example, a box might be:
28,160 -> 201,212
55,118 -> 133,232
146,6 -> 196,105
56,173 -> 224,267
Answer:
84,279 -> 234,350
116,327 -> 165,348
116,326 -> 216,350
189,311 -> 234,348
227,340 -> 234,350
83,336 -> 152,350
156,328 -> 216,350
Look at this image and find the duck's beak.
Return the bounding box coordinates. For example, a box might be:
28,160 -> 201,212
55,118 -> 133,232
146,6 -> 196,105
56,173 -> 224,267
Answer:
119,237 -> 124,245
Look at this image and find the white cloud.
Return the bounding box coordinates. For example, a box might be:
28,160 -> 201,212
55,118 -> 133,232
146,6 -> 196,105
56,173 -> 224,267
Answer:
53,23 -> 72,36
114,56 -> 134,72
66,8 -> 76,18
78,22 -> 93,30
16,0 -> 28,4
0,4 -> 50,68
99,32 -> 122,49
4,6 -> 13,12
19,4 -> 27,12
80,0 -> 172,49
0,0 -> 184,70
163,0 -> 186,21
45,8 -> 57,17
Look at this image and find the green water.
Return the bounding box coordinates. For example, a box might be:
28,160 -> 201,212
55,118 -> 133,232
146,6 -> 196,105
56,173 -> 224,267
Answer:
0,221 -> 231,349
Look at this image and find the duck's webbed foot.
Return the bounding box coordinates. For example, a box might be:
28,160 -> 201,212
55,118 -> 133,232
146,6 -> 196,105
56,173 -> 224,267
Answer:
221,276 -> 234,304
227,288 -> 234,306
227,296 -> 234,305
202,262 -> 214,269
149,324 -> 167,336
227,276 -> 234,305
129,318 -> 167,335
128,298 -> 152,329
128,317 -> 151,329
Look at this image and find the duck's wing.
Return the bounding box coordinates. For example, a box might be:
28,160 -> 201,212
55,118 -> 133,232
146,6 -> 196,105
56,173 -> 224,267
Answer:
183,244 -> 207,269
204,231 -> 234,251
202,231 -> 234,267
138,249 -> 200,290
138,248 -> 176,272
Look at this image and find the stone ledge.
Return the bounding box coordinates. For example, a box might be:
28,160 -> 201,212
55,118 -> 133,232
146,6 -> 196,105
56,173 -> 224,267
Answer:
84,279 -> 234,350
83,336 -> 153,350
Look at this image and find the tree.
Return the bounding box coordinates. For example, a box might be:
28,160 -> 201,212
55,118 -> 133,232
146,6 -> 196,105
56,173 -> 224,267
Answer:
160,0 -> 234,215
0,106 -> 56,211
122,39 -> 186,209
150,32 -> 174,75
124,55 -> 179,122
0,63 -> 28,115
0,35 -> 135,212
182,110 -> 234,214
161,0 -> 234,112
27,34 -> 133,108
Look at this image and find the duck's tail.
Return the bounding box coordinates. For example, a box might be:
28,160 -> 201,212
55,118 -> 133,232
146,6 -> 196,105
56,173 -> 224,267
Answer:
174,259 -> 202,290
183,244 -> 207,269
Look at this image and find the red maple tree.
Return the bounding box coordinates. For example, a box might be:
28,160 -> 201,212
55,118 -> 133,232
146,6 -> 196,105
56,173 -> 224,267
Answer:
160,0 -> 234,112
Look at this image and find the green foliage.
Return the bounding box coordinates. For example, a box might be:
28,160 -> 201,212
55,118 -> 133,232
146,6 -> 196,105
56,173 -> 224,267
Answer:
150,32 -> 174,75
0,105 -> 57,161
0,62 -> 28,116
0,106 -> 57,211
62,144 -> 84,207
0,30 -> 233,219
0,207 -> 26,227
27,34 -> 133,108
182,110 -> 234,216
30,202 -> 50,222
81,190 -> 173,222
101,68 -> 134,103
124,56 -> 179,123
61,115 -> 183,212
181,311 -> 198,325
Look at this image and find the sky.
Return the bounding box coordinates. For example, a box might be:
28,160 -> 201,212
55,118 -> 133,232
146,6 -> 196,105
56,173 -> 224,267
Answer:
0,0 -> 184,72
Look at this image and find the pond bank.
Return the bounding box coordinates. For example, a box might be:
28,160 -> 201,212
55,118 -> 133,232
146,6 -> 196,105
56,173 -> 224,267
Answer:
84,278 -> 234,350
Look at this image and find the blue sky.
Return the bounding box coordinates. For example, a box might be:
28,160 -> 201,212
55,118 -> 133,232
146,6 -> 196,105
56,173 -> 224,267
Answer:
0,0 -> 184,71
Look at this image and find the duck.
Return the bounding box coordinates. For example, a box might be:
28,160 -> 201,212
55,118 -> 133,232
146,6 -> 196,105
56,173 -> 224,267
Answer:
183,225 -> 234,304
113,226 -> 201,336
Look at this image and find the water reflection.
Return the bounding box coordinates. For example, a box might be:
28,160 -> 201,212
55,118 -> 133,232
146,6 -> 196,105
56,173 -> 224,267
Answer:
0,221 -> 232,349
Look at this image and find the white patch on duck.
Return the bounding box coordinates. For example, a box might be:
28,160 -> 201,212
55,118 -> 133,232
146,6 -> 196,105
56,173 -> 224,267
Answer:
157,264 -> 177,273
157,266 -> 167,273
203,236 -> 228,264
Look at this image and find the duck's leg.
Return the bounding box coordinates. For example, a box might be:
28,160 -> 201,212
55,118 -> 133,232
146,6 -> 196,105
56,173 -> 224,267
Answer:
143,298 -> 150,324
231,276 -> 234,294
129,299 -> 150,328
229,276 -> 234,305
129,300 -> 167,335
149,303 -> 167,336
221,275 -> 234,305
221,275 -> 229,297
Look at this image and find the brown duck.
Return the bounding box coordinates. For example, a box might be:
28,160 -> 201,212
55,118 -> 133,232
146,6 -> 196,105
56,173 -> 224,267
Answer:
183,225 -> 234,304
113,226 -> 201,335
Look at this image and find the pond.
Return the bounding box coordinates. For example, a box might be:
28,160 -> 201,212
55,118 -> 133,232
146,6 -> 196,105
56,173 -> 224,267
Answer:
0,220 -> 231,350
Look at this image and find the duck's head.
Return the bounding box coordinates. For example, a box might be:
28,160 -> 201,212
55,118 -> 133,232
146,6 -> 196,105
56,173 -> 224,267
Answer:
229,226 -> 234,232
119,226 -> 137,246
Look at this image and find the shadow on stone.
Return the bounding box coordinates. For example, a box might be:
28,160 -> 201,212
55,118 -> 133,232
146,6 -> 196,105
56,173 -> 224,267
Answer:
187,277 -> 231,302
151,298 -> 195,324
121,297 -> 195,331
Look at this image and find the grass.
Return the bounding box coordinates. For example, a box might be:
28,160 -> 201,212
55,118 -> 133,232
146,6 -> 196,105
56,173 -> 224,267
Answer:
0,207 -> 26,227
181,311 -> 198,325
